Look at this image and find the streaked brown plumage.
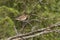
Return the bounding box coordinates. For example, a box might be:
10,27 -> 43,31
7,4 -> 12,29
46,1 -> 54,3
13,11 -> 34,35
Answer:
16,14 -> 28,21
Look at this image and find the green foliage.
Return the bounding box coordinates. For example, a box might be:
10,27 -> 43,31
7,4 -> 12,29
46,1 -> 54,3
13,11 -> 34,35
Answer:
0,0 -> 60,40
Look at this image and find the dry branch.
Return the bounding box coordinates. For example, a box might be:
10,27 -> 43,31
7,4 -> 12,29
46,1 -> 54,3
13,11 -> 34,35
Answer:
7,22 -> 60,40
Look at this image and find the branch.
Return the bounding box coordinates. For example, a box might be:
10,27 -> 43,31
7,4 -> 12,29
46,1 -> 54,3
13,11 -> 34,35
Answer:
7,29 -> 60,40
7,22 -> 60,40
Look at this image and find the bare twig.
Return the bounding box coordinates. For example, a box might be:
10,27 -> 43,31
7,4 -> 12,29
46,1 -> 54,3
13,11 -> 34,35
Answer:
7,29 -> 60,40
14,26 -> 19,35
7,22 -> 60,40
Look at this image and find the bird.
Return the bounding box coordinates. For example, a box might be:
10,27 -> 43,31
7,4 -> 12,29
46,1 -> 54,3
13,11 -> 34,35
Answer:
16,14 -> 28,21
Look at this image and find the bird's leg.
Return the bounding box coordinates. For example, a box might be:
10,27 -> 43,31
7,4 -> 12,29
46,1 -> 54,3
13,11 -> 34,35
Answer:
26,22 -> 33,27
23,15 -> 33,27
20,20 -> 33,33
24,20 -> 33,27
20,22 -> 28,33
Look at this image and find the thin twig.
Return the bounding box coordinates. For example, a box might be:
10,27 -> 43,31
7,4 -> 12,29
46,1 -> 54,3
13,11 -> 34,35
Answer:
14,26 -> 19,35
7,29 -> 60,40
7,22 -> 60,40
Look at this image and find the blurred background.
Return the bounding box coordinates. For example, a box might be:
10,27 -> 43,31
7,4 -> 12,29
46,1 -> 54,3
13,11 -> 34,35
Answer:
0,0 -> 60,40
